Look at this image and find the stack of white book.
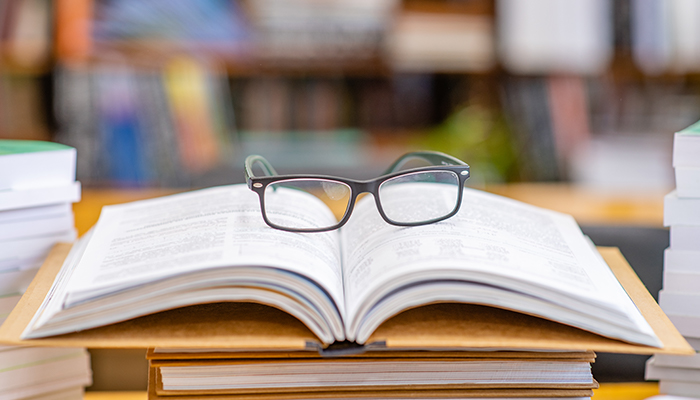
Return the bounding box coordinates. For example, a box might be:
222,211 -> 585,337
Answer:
0,140 -> 91,400
647,121 -> 700,398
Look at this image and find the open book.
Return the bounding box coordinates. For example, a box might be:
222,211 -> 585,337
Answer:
21,184 -> 661,349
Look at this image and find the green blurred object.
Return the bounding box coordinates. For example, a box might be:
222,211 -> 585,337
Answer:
417,105 -> 520,185
0,140 -> 73,155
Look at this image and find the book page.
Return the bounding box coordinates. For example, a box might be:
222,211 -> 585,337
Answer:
340,186 -> 658,345
60,185 -> 345,318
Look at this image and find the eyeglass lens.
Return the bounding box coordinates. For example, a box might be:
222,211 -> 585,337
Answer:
262,170 -> 461,231
378,170 -> 460,224
264,179 -> 352,231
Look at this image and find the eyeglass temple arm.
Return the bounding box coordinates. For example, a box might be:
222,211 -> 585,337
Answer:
245,155 -> 278,185
383,151 -> 468,174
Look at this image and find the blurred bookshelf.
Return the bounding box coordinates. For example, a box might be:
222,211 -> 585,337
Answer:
2,0 -> 700,193
0,0 -> 53,142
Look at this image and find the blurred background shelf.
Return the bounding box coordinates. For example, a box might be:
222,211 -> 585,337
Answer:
2,0 -> 698,193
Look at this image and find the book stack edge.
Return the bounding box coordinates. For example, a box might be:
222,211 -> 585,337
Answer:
0,140 -> 91,400
646,120 -> 700,398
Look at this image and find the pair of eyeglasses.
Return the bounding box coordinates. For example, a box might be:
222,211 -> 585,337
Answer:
245,151 -> 470,232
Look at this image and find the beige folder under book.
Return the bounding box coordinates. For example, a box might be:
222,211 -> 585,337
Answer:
0,244 -> 692,355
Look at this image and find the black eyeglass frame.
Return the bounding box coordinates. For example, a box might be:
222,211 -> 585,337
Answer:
245,151 -> 471,232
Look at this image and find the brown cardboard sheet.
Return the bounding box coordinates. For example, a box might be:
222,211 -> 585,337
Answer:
148,355 -> 598,368
145,348 -> 596,361
0,245 -> 693,355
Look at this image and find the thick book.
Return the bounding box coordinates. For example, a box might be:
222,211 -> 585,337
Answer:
0,346 -> 91,400
646,352 -> 700,398
0,140 -> 76,191
0,203 -> 76,241
0,231 -> 78,273
659,380 -> 700,398
0,298 -> 89,400
0,185 -> 692,355
0,181 -> 81,212
663,269 -> 700,293
664,190 -> 700,226
675,166 -> 700,198
669,225 -> 700,251
147,370 -> 595,400
673,119 -> 700,168
146,348 -> 598,398
147,360 -> 597,400
664,247 -> 700,271
152,358 -> 597,394
0,140 -> 80,212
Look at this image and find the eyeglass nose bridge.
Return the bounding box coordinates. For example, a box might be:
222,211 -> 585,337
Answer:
352,179 -> 380,196
336,179 -> 394,228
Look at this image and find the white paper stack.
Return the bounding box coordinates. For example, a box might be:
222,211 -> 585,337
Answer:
0,140 -> 91,400
647,121 -> 700,398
